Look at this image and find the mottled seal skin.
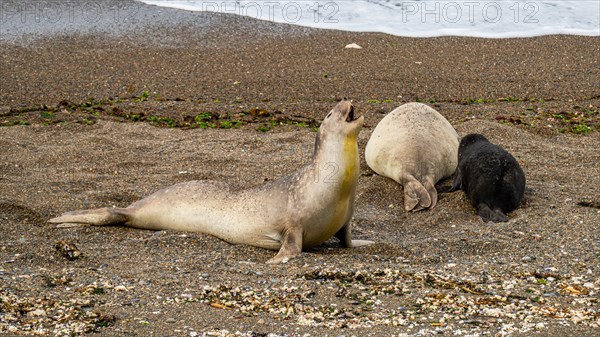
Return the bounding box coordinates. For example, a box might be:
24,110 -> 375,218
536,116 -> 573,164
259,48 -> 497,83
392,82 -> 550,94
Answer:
365,103 -> 459,211
49,100 -> 374,264
445,133 -> 526,222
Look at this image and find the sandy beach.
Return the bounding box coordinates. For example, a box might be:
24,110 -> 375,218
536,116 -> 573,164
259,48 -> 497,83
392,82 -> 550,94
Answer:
1,0 -> 599,336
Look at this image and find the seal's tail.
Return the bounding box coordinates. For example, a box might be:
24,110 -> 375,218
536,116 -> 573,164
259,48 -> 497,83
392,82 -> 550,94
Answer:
49,207 -> 128,226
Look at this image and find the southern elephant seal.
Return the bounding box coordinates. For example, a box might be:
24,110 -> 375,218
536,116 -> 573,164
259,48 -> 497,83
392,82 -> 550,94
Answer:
444,133 -> 526,222
49,100 -> 374,263
365,102 -> 459,211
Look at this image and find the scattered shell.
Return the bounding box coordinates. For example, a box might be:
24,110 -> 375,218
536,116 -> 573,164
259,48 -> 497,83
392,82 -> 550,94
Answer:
54,240 -> 82,261
521,256 -> 536,262
344,43 -> 362,49
3,265 -> 598,335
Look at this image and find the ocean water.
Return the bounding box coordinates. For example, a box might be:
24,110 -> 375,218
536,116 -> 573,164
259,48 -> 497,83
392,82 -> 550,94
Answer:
138,0 -> 600,38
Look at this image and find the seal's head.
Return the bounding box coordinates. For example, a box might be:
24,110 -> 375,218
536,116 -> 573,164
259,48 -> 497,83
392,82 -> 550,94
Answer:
320,99 -> 364,137
458,133 -> 489,161
459,133 -> 488,150
313,99 -> 364,156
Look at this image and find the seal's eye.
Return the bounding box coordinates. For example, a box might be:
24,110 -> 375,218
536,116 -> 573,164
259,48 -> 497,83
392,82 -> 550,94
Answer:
326,112 -> 332,119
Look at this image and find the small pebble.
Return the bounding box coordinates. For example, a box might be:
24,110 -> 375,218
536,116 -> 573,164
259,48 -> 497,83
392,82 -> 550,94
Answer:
166,318 -> 176,323
28,309 -> 46,317
521,256 -> 536,262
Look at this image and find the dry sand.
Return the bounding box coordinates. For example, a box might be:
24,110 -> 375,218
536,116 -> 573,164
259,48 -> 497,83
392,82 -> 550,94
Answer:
1,1 -> 599,336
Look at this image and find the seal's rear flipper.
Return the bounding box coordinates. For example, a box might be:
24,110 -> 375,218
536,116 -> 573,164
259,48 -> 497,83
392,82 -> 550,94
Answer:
477,204 -> 509,222
55,223 -> 88,228
425,179 -> 438,209
49,208 -> 129,226
404,178 -> 431,211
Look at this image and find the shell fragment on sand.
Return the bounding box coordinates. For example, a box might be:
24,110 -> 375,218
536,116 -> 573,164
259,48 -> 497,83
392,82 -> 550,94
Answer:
345,43 -> 363,49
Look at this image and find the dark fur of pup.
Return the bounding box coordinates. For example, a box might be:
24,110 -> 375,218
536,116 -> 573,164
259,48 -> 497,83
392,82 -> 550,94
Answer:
444,134 -> 526,222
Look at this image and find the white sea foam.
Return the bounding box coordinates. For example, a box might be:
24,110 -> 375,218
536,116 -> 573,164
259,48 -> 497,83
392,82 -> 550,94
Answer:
138,0 -> 600,38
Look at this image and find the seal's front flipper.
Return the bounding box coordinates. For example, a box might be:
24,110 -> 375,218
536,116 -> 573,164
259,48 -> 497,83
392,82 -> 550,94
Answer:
335,222 -> 374,248
404,177 -> 431,211
477,204 -> 509,222
348,239 -> 375,248
267,227 -> 303,264
439,168 -> 461,193
49,207 -> 129,226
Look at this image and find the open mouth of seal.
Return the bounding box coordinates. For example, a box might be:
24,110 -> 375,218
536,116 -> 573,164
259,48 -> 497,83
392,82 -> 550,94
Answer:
345,105 -> 356,123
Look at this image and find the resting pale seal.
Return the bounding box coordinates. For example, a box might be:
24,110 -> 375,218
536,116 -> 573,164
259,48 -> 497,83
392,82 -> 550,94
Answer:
445,133 -> 526,222
364,103 -> 459,211
49,100 -> 374,263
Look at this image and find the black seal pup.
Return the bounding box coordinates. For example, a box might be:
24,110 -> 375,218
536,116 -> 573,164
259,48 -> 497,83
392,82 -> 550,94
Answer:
445,133 -> 525,222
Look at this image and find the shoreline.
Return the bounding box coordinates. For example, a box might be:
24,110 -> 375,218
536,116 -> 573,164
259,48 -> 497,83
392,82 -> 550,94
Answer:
1,1 -> 599,109
2,0 -> 599,42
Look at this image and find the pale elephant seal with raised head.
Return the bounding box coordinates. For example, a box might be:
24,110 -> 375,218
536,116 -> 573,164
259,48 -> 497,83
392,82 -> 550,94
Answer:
49,100 -> 374,263
365,103 -> 459,211
444,133 -> 526,222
